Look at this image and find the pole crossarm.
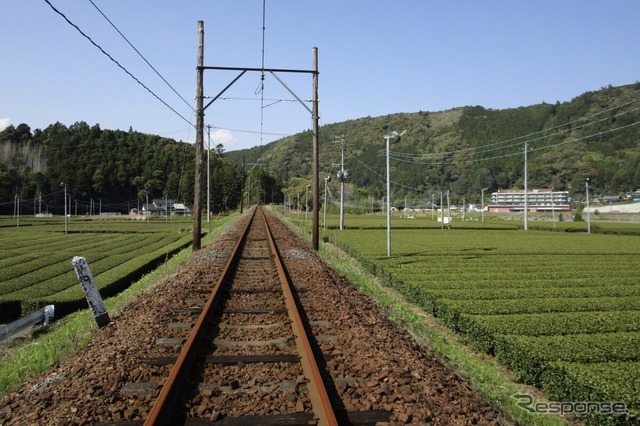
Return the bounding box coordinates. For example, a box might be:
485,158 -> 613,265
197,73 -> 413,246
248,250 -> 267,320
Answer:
200,65 -> 318,75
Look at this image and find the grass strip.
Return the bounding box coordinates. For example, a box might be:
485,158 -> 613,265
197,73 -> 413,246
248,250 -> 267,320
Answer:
0,214 -> 236,400
275,211 -> 570,426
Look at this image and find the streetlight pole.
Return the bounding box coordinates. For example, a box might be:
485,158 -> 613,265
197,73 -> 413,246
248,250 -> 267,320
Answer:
385,131 -> 404,257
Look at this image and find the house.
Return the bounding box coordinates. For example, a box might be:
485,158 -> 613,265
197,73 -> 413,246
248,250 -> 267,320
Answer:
173,203 -> 190,216
142,199 -> 189,216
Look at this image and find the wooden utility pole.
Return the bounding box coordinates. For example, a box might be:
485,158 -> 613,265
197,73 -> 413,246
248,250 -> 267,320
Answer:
240,156 -> 245,214
192,20 -> 204,251
311,47 -> 319,250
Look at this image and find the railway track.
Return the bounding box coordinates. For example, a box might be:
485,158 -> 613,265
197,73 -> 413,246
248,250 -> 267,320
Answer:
141,206 -> 347,424
0,206 -> 501,425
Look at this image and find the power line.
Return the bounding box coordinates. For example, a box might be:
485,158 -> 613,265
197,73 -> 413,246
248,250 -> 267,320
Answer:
346,116 -> 640,192
88,0 -> 194,113
42,0 -> 194,128
389,98 -> 640,160
347,148 -> 425,192
388,119 -> 640,166
210,126 -> 289,137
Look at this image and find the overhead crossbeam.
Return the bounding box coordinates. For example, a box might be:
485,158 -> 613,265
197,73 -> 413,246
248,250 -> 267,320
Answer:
192,24 -> 320,250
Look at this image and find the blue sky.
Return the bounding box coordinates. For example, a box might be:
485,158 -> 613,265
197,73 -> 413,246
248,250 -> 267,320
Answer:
2,1 -> 639,151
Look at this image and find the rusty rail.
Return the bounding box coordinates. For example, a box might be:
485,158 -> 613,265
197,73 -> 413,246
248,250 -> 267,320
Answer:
144,208 -> 255,425
259,208 -> 338,426
145,206 -> 337,425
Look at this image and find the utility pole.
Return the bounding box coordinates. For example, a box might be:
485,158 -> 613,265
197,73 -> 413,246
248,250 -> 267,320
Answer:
334,135 -> 347,230
323,175 -> 331,229
192,20 -> 205,251
440,191 -> 444,230
240,156 -> 245,214
586,178 -> 591,234
446,190 -> 451,230
206,124 -> 212,229
305,184 -> 311,223
311,47 -> 320,250
193,28 -> 319,248
524,142 -> 529,231
551,187 -> 556,228
60,182 -> 67,234
481,187 -> 488,223
14,195 -> 19,227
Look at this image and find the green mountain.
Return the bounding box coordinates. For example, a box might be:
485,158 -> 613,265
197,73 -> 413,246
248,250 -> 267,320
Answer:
227,83 -> 640,207
2,83 -> 639,214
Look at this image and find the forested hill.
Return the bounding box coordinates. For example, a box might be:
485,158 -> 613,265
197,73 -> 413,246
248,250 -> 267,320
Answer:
0,123 -> 243,215
227,83 -> 640,204
2,83 -> 639,215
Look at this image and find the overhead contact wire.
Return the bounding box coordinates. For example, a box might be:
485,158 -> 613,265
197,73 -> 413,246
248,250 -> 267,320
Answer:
42,0 -> 194,128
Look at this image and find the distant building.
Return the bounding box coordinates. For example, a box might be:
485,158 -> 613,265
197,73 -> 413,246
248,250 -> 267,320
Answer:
488,189 -> 571,213
173,203 -> 190,216
597,195 -> 622,204
625,189 -> 640,201
142,199 -> 190,216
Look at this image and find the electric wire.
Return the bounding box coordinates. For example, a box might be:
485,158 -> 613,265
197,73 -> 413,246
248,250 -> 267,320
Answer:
388,120 -> 640,166
258,0 -> 267,146
344,113 -> 640,194
213,96 -> 300,103
389,98 -> 640,160
42,0 -> 194,128
88,0 -> 194,112
388,103 -> 640,163
346,148 -> 425,193
210,126 -> 289,137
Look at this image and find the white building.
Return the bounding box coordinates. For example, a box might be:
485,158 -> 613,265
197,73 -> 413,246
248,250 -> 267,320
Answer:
488,189 -> 570,213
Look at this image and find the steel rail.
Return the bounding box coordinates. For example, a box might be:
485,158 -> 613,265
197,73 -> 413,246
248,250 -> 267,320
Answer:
259,208 -> 339,426
144,208 -> 256,425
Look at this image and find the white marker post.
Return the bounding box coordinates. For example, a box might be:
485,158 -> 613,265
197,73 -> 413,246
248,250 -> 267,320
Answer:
72,256 -> 110,328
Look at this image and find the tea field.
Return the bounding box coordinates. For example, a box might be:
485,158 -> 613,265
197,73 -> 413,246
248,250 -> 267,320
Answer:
0,217 -> 194,321
324,222 -> 640,424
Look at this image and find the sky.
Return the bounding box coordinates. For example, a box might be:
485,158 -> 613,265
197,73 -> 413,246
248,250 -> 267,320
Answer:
1,1 -> 639,151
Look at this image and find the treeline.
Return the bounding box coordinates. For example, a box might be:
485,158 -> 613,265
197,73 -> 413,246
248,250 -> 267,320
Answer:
229,83 -> 640,207
0,122 -> 244,215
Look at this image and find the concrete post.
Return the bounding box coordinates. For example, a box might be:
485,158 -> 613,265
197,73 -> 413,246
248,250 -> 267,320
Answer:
72,256 -> 110,328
